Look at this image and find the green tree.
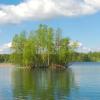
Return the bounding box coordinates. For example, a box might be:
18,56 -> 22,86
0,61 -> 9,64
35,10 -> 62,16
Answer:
11,24 -> 77,68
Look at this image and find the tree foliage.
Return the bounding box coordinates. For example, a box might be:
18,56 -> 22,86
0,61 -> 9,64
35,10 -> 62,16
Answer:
10,24 -> 77,67
0,54 -> 9,63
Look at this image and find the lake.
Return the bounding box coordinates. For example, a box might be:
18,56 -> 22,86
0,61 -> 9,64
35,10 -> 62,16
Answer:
0,62 -> 100,100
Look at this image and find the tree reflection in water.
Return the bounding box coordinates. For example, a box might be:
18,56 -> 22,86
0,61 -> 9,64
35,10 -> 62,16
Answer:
12,68 -> 75,100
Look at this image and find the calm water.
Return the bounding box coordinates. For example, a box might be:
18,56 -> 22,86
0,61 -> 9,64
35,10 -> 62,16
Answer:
0,62 -> 100,100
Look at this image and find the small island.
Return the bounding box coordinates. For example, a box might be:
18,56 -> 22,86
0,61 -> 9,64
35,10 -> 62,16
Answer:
0,24 -> 100,69
10,24 -> 77,69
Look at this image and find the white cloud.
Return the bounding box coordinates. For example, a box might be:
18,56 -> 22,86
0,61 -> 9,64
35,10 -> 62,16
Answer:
0,42 -> 12,54
76,43 -> 100,53
4,42 -> 12,48
0,48 -> 3,52
0,0 -> 99,24
69,40 -> 83,47
68,40 -> 100,53
71,41 -> 92,53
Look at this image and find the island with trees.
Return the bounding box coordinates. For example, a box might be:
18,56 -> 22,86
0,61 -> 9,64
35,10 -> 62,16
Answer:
0,24 -> 100,68
10,24 -> 78,68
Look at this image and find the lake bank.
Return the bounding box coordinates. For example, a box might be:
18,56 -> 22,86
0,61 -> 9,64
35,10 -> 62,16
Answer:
0,63 -> 14,67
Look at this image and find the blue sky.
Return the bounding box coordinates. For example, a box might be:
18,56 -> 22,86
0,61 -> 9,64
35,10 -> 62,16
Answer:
0,0 -> 21,4
0,0 -> 100,53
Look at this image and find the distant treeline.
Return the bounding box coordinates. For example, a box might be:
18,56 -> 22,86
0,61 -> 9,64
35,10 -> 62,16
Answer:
0,52 -> 100,64
71,52 -> 100,62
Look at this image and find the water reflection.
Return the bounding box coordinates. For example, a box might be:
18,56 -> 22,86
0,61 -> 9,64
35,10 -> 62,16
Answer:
70,62 -> 100,100
1,63 -> 100,100
12,68 -> 74,100
0,67 -> 13,100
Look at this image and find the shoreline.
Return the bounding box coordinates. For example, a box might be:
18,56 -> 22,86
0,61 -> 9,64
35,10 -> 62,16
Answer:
0,63 -> 14,67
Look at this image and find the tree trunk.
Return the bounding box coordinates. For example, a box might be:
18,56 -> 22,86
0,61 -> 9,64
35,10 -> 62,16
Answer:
47,52 -> 50,66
